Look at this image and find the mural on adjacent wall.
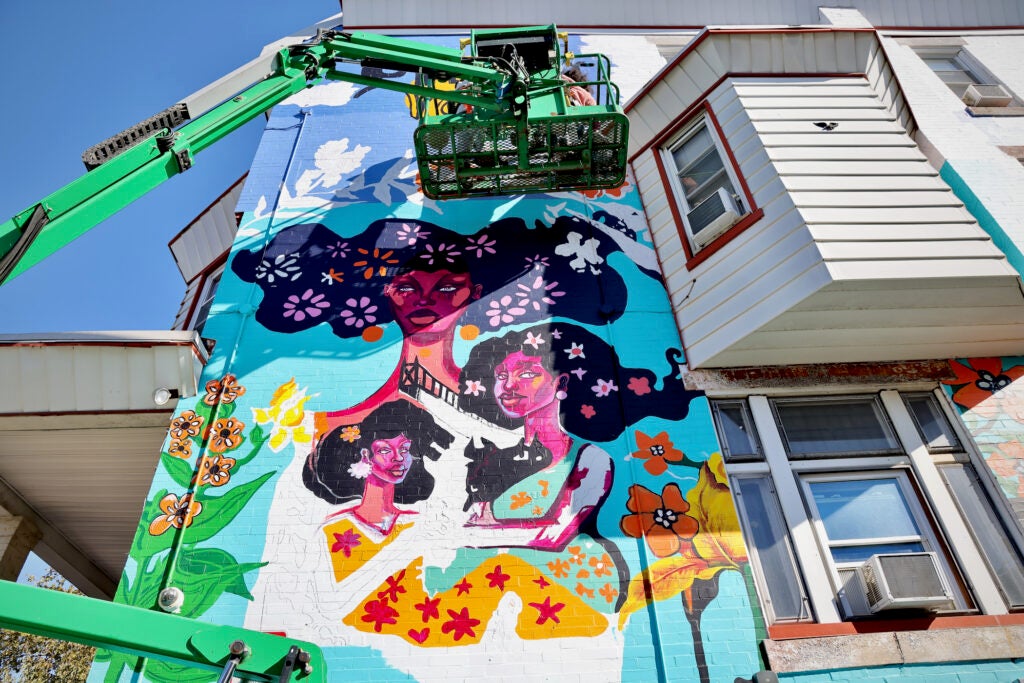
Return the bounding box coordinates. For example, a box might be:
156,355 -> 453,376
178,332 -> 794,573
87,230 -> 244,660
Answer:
944,357 -> 1024,500
106,33 -> 759,683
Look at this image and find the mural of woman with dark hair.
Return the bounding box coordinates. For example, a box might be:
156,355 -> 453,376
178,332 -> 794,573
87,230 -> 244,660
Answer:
303,400 -> 454,582
457,322 -> 700,548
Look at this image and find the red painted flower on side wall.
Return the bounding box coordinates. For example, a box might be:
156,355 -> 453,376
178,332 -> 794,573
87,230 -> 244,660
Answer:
945,357 -> 1024,420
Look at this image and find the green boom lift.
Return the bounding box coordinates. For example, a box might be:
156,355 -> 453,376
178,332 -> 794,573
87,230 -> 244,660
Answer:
0,21 -> 628,682
0,23 -> 627,286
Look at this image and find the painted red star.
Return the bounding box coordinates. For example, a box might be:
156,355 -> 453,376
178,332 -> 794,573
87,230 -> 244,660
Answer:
528,596 -> 565,625
533,575 -> 551,589
485,565 -> 511,591
454,578 -> 472,595
441,607 -> 481,641
414,596 -> 441,622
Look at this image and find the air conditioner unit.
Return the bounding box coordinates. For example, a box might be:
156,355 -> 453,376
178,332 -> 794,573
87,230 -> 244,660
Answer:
856,552 -> 954,613
963,83 -> 1014,107
687,187 -> 742,243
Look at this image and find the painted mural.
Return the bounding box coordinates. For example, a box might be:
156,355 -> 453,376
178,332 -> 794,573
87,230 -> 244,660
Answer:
98,33 -> 760,683
943,357 -> 1024,502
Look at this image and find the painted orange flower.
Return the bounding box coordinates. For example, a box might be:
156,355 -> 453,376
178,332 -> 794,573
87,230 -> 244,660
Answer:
579,180 -> 629,199
509,491 -> 533,510
203,373 -> 246,406
568,546 -> 586,565
197,454 -> 236,487
620,483 -> 699,558
169,410 -> 204,440
599,583 -> 619,603
632,430 -> 685,476
207,417 -> 245,453
340,426 -> 361,443
945,358 -> 1024,420
589,553 -> 613,578
352,248 -> 399,280
575,583 -> 595,599
547,559 -> 571,578
149,493 -> 202,535
167,438 -> 192,460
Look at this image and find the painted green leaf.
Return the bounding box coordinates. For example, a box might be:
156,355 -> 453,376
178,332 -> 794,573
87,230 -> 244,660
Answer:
174,548 -> 265,618
161,452 -> 195,489
178,471 -> 275,545
194,400 -> 214,423
249,423 -> 268,446
217,401 -> 237,420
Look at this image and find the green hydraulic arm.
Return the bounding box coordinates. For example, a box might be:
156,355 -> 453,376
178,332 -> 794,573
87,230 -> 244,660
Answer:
0,23 -> 628,286
0,579 -> 325,682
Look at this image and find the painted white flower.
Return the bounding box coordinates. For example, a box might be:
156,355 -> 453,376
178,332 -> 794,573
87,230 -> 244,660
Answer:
255,253 -> 301,283
464,380 -> 485,396
294,138 -> 371,195
524,332 -> 545,349
554,231 -> 604,274
565,342 -> 586,360
592,379 -> 618,397
348,460 -> 372,479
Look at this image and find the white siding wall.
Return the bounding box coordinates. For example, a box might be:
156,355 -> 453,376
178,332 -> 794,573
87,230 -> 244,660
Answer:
168,178 -> 243,283
634,70 -> 1024,367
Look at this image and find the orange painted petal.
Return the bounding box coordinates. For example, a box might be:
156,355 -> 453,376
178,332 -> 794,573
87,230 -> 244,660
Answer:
158,494 -> 180,516
620,512 -> 653,539
1004,364 -> 1024,382
149,517 -> 172,535
634,431 -> 655,450
661,484 -> 689,513
643,457 -> 668,476
671,514 -> 700,540
626,485 -> 662,513
946,359 -> 982,385
661,446 -> 685,464
646,524 -> 682,558
971,357 -> 1005,376
650,431 -> 672,449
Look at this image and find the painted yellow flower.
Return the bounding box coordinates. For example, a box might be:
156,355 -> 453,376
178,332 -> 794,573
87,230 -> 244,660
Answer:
252,378 -> 313,452
340,426 -> 361,443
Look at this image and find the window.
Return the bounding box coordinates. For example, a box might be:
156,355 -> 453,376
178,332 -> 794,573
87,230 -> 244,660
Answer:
714,390 -> 1024,625
914,46 -> 1019,108
188,266 -> 224,335
662,114 -> 746,249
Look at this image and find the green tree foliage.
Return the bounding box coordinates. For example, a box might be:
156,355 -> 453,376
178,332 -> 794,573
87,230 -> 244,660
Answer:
0,570 -> 96,683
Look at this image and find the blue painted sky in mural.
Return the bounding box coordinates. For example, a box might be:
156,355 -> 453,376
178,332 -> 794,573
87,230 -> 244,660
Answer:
0,0 -> 335,333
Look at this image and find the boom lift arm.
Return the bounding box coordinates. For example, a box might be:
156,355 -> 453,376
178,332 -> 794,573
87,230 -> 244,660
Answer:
0,24 -> 628,285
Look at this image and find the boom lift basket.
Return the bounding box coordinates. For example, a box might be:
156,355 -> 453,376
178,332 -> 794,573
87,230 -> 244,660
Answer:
412,26 -> 629,199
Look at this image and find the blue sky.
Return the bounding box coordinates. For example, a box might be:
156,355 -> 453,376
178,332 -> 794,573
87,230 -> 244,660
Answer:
0,0 -> 337,333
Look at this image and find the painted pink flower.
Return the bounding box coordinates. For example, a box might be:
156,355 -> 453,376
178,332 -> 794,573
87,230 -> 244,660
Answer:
627,377 -> 651,396
592,379 -> 618,397
396,223 -> 429,246
326,241 -> 350,258
580,405 -> 596,419
331,529 -> 362,557
525,254 -> 550,269
283,289 -> 330,322
486,295 -> 527,327
465,233 -> 497,257
340,296 -> 378,328
420,243 -> 461,266
516,276 -> 565,312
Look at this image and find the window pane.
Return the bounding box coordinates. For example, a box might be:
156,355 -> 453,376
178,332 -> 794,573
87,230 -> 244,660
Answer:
941,464 -> 1024,607
670,122 -> 735,211
774,398 -> 898,456
712,401 -> 761,462
904,394 -> 960,452
736,477 -> 809,620
809,479 -> 920,541
830,542 -> 927,564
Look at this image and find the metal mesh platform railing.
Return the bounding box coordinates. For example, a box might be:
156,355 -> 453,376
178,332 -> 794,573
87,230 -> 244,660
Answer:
414,113 -> 628,199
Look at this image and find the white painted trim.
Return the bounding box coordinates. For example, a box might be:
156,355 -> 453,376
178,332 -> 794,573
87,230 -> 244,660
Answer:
880,390 -> 1007,614
748,395 -> 842,622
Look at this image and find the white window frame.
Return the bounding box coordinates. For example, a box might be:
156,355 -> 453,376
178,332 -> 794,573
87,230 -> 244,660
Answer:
661,113 -> 746,251
718,389 -> 1012,625
799,469 -> 966,617
913,45 -> 1021,106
